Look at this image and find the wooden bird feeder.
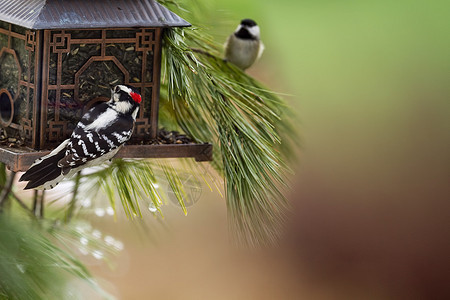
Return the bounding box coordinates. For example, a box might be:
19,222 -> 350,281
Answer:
0,0 -> 212,171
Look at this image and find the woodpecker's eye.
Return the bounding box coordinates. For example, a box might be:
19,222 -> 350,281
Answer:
114,86 -> 121,93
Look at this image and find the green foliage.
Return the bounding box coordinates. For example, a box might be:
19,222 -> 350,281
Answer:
0,163 -> 6,187
69,159 -> 193,220
0,217 -> 104,300
74,160 -> 162,219
158,0 -> 298,246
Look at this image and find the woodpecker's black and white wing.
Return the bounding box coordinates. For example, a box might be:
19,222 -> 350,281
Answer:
57,102 -> 135,173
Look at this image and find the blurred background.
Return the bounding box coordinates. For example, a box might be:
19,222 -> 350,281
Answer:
87,0 -> 449,299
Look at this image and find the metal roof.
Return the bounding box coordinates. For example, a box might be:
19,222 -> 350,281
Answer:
0,0 -> 190,29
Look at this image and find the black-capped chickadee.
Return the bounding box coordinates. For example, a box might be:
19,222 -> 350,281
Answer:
224,19 -> 264,70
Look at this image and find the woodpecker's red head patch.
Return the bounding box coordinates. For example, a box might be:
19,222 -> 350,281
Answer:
130,92 -> 141,104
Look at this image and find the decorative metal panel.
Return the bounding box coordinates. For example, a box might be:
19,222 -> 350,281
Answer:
40,27 -> 162,148
0,21 -> 40,148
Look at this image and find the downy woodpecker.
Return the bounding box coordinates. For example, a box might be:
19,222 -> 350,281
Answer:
20,85 -> 142,190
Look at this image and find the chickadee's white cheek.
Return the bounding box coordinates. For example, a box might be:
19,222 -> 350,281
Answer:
248,26 -> 260,38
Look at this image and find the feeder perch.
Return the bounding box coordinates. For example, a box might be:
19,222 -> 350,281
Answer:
0,0 -> 212,172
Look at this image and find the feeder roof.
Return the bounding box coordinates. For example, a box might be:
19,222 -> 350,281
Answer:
0,0 -> 190,29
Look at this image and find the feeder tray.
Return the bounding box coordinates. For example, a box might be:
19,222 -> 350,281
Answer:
0,143 -> 213,172
0,0 -> 212,171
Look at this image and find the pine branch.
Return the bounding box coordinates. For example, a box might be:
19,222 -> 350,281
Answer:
32,190 -> 39,215
32,190 -> 45,218
0,217 -> 108,299
161,24 -> 297,246
12,192 -> 37,219
81,159 -> 167,219
0,171 -> 16,209
190,47 -> 220,60
65,171 -> 81,223
39,190 -> 45,218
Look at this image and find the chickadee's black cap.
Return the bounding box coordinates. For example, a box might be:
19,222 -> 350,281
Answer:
241,19 -> 257,27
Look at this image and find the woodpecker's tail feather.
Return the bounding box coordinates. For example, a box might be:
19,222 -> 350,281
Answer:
19,140 -> 69,190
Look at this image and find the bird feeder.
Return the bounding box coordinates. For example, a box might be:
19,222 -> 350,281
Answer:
0,0 -> 212,171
